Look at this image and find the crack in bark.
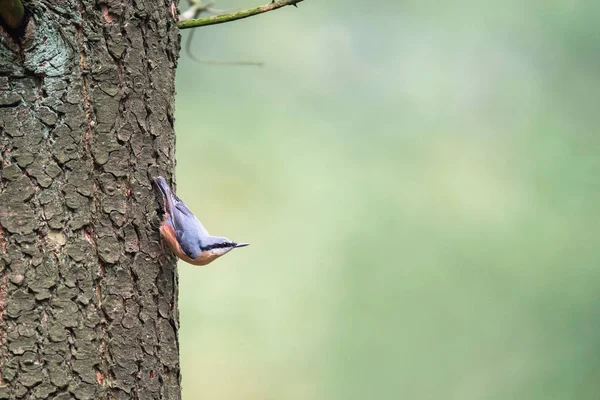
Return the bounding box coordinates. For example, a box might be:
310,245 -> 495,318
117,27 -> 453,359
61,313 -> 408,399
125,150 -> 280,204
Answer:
0,272 -> 8,387
76,3 -> 94,146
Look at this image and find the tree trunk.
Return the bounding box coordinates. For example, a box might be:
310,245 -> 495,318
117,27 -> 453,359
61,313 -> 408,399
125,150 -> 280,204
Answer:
0,0 -> 181,398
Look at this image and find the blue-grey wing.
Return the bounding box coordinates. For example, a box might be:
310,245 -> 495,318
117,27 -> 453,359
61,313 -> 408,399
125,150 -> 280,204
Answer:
171,200 -> 209,258
172,201 -> 209,235
175,228 -> 199,259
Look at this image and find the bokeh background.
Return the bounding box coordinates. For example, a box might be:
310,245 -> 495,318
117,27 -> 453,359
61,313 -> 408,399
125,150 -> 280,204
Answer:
174,1 -> 600,399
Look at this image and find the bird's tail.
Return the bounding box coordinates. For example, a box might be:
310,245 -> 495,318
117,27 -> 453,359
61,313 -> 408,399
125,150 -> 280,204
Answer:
153,176 -> 175,213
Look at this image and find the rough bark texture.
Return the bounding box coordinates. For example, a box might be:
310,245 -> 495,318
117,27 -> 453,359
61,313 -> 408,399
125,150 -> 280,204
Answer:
0,0 -> 181,398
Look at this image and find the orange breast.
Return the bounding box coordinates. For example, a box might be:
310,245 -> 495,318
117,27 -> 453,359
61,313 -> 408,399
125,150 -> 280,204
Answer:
159,222 -> 195,264
159,221 -> 221,266
192,250 -> 222,266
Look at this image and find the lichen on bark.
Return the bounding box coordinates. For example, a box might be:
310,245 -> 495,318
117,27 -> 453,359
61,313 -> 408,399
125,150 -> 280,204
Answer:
0,0 -> 181,398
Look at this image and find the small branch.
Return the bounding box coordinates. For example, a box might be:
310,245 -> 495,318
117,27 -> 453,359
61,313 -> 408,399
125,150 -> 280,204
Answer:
0,0 -> 25,30
181,0 -> 264,66
177,0 -> 304,30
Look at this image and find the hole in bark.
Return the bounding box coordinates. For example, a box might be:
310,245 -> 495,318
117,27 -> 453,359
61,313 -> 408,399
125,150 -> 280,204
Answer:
0,8 -> 30,42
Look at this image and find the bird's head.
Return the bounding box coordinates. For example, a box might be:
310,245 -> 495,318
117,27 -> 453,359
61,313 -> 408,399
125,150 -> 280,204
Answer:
194,236 -> 249,265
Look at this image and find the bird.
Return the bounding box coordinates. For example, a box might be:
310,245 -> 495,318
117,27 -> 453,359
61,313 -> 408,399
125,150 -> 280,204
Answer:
153,176 -> 249,266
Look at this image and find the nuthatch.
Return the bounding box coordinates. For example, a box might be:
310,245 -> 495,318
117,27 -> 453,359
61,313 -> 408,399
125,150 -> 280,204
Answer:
153,176 -> 248,266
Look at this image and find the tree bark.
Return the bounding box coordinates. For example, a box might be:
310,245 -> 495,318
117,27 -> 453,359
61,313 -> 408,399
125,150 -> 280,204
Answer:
0,0 -> 181,398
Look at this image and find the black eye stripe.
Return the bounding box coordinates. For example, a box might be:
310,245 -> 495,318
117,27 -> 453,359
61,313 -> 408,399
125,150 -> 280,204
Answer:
200,242 -> 235,251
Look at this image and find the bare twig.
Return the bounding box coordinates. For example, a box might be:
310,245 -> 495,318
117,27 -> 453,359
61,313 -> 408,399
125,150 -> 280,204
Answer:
178,0 -> 304,30
0,0 -> 25,30
180,0 -> 263,66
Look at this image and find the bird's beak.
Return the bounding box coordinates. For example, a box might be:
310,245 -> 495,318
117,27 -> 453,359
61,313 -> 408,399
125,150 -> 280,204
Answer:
235,243 -> 249,248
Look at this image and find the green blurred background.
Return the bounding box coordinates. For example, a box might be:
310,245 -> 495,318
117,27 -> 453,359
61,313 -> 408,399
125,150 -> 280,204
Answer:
173,1 -> 600,399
